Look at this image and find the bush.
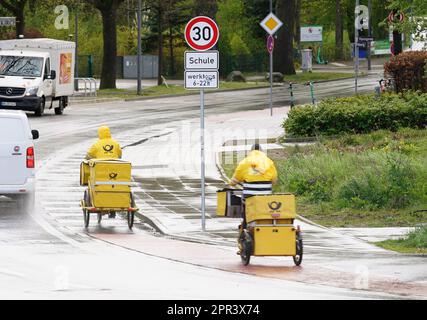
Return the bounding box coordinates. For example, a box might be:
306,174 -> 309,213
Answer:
384,51 -> 427,93
283,92 -> 427,137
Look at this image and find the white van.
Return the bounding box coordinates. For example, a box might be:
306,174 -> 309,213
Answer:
0,38 -> 75,116
0,110 -> 39,209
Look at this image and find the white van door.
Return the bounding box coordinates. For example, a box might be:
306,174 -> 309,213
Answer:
0,118 -> 28,185
42,58 -> 53,97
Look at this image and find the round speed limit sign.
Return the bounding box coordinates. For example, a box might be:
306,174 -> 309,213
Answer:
185,16 -> 219,51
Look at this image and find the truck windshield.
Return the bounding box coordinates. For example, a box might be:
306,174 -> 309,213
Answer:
0,55 -> 43,77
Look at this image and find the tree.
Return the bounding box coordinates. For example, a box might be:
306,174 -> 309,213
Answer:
335,0 -> 344,60
274,0 -> 296,75
294,0 -> 301,45
85,0 -> 125,89
385,0 -> 427,39
0,0 -> 36,38
194,0 -> 217,18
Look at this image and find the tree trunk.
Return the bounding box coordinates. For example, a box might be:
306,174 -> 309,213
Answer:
157,5 -> 163,86
335,0 -> 344,60
100,7 -> 118,89
275,0 -> 296,75
345,2 -> 355,44
169,26 -> 175,77
0,0 -> 26,38
15,9 -> 25,38
294,0 -> 301,46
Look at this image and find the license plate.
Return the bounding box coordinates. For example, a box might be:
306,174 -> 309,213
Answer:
1,102 -> 16,107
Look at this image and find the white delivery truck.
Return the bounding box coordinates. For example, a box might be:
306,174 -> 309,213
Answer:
0,38 -> 75,116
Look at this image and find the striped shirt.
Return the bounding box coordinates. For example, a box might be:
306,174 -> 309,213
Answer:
242,181 -> 273,196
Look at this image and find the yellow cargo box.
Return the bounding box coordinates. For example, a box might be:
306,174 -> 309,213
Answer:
253,226 -> 296,256
80,161 -> 90,186
245,194 -> 296,223
91,190 -> 131,209
216,189 -> 243,218
88,159 -> 132,209
217,190 -> 227,216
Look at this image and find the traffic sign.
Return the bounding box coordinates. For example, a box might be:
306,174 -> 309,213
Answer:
260,13 -> 283,35
267,35 -> 275,54
185,16 -> 219,51
185,51 -> 219,70
359,37 -> 374,42
0,17 -> 16,27
185,71 -> 219,90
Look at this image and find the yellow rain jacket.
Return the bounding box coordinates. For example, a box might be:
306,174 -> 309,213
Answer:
86,126 -> 122,159
231,150 -> 278,184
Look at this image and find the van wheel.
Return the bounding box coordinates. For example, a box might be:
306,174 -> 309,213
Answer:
54,98 -> 65,115
35,97 -> 45,117
17,194 -> 34,213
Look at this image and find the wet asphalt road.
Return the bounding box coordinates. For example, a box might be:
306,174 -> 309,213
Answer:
4,75 -> 381,245
1,74 -> 425,299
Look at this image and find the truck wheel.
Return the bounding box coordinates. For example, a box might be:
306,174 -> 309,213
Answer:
35,97 -> 45,117
54,98 -> 65,115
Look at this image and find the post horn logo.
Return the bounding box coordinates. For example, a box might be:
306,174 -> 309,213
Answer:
268,201 -> 282,211
109,173 -> 118,180
103,145 -> 114,153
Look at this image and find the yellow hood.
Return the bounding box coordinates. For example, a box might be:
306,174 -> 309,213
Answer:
98,126 -> 112,139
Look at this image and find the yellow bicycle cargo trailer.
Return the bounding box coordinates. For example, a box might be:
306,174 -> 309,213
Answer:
217,189 -> 303,266
80,159 -> 138,229
239,193 -> 303,266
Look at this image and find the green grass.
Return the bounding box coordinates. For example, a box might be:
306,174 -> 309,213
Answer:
376,226 -> 427,254
97,73 -> 355,99
97,82 -> 268,99
220,128 -> 427,228
244,71 -> 357,84
282,72 -> 357,83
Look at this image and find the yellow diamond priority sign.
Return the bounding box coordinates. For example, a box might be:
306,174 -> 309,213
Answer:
260,13 -> 283,35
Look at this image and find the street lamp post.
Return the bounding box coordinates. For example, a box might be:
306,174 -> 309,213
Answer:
75,1 -> 79,91
137,0 -> 142,95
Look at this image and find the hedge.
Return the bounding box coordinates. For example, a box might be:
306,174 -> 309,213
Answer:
384,51 -> 427,93
283,92 -> 427,137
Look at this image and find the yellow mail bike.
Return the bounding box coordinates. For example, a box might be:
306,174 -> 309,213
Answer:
217,189 -> 303,266
80,159 -> 138,229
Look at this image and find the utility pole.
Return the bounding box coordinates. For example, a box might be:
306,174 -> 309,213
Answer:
137,0 -> 142,95
367,0 -> 372,71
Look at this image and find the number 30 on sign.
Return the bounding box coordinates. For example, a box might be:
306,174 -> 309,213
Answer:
185,16 -> 219,51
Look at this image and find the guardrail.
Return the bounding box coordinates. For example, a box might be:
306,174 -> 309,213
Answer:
75,78 -> 97,97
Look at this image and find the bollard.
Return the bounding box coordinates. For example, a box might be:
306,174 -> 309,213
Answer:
374,86 -> 381,98
308,81 -> 316,105
289,82 -> 295,108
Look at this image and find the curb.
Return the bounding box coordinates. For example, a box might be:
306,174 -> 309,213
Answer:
123,84 -> 273,102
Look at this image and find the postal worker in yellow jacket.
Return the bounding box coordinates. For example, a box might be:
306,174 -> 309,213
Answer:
230,144 -> 278,197
86,126 -> 122,160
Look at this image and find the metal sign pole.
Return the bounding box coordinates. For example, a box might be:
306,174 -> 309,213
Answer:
270,50 -> 273,116
355,0 -> 360,95
367,0 -> 372,71
200,89 -> 206,232
269,0 -> 273,116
